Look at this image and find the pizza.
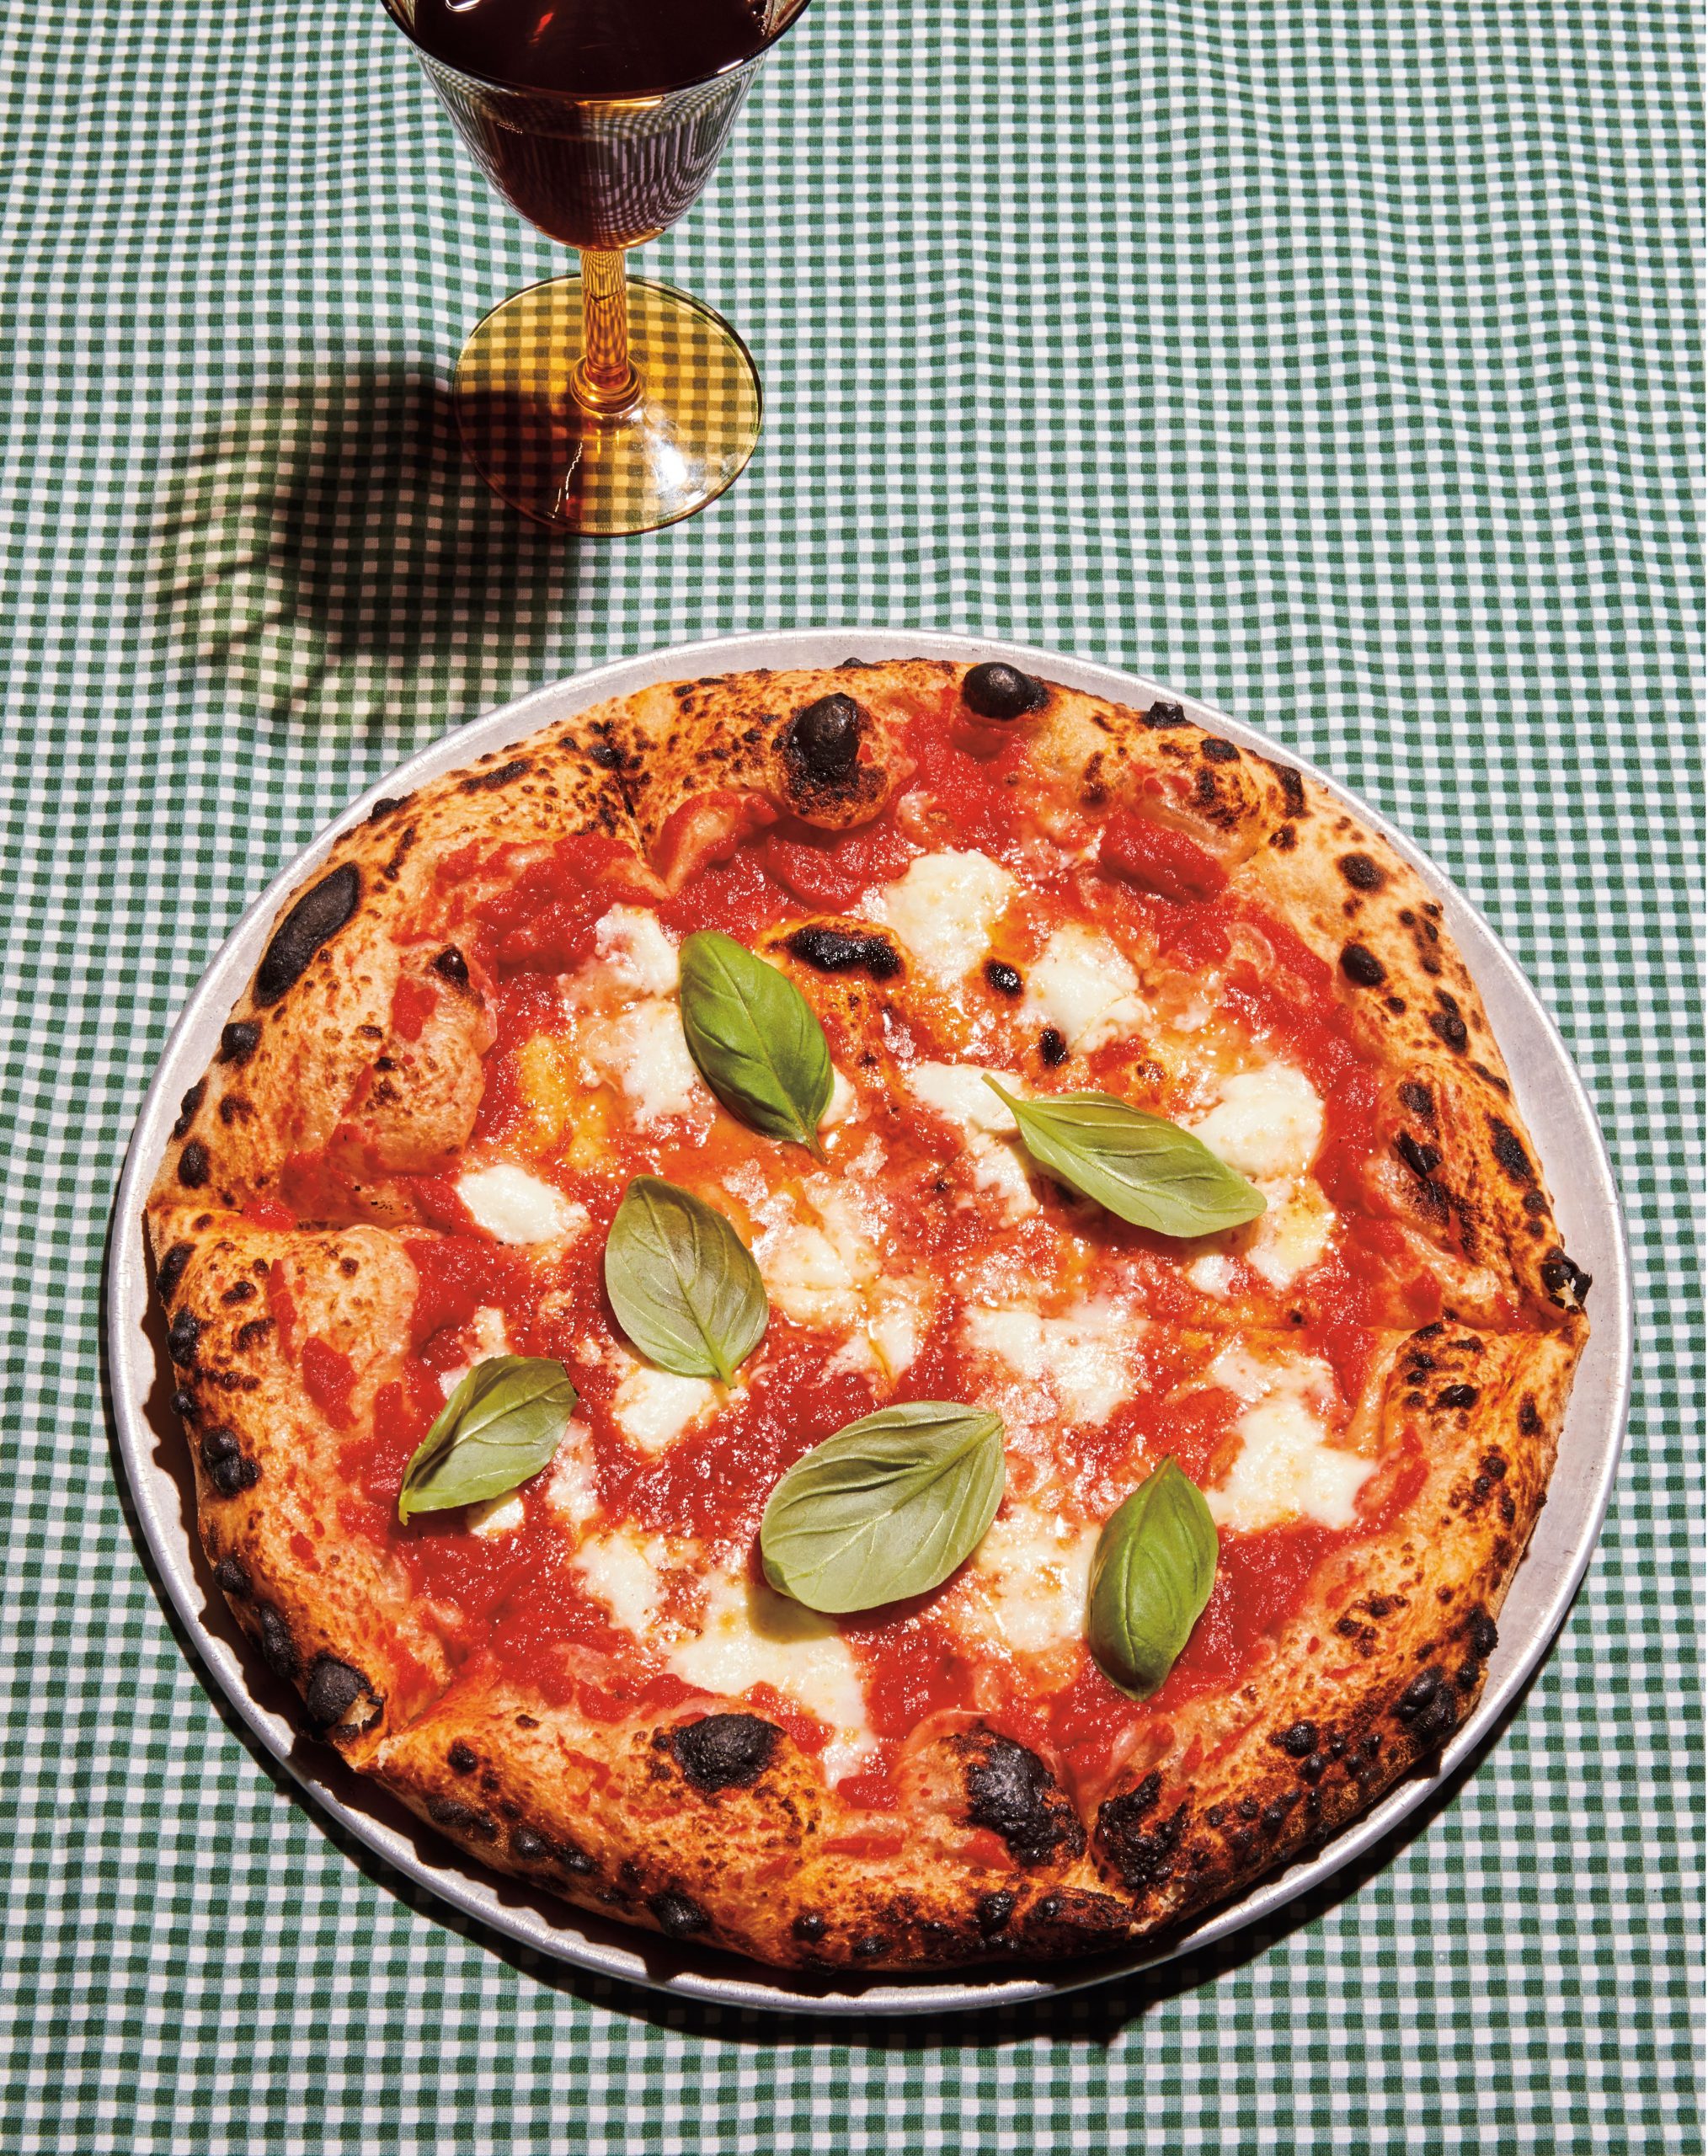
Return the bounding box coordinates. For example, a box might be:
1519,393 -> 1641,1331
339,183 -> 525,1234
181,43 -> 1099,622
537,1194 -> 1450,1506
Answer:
144,654 -> 1590,1972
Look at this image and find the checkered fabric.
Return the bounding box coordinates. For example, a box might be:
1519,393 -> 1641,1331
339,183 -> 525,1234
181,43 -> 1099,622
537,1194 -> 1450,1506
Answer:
0,0 -> 1699,2147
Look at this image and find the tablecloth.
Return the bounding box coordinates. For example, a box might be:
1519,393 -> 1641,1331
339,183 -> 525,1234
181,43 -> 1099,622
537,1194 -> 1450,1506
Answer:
0,0 -> 1699,2147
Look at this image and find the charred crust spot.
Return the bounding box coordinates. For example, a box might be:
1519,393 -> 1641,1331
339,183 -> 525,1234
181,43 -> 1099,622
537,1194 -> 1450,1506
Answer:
1522,1190 -> 1549,1215
1467,1609 -> 1499,1657
649,1891 -> 710,1939
168,1310 -> 201,1368
254,864 -> 360,1006
1400,1081 -> 1435,1121
212,1555 -> 249,1597
1396,1131 -> 1442,1178
962,1734 -> 1086,1865
255,1604 -> 297,1682
1338,851 -> 1386,891
1540,1248 -> 1592,1305
172,1081 -> 206,1142
302,1656 -> 375,1734
200,1428 -> 261,1497
431,946 -> 471,990
1262,1792 -> 1300,1833
985,958 -> 1023,998
975,1890 -> 1016,1935
448,1742 -> 478,1774
1300,1753 -> 1326,1785
851,1934 -> 888,1960
1142,700 -> 1188,728
459,757 -> 531,795
785,693 -> 866,787
170,1387 -> 199,1422
367,793 -> 411,820
784,925 -> 901,979
427,1796 -> 497,1839
1038,1027 -> 1069,1067
1268,762 -> 1308,816
1098,1790 -> 1188,1892
1270,823 -> 1298,851
218,1095 -> 254,1126
1278,1721 -> 1318,1759
1488,1119 -> 1535,1185
589,739 -> 623,771
1472,1060 -> 1511,1095
792,1910 -> 827,1943
1200,735 -> 1240,762
963,663 -> 1048,720
1429,990 -> 1470,1053
1396,1666 -> 1458,1742
1341,942 -> 1386,988
510,1827 -> 548,1861
1517,1396 -> 1541,1437
1437,1384 -> 1479,1410
178,1140 -> 211,1190
233,1318 -> 271,1353
156,1242 -> 195,1306
1193,766 -> 1219,808
668,1713 -> 779,1794
219,1020 -> 262,1066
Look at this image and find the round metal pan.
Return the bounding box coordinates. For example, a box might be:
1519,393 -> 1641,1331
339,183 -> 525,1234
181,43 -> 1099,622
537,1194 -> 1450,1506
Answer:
107,630 -> 1632,2016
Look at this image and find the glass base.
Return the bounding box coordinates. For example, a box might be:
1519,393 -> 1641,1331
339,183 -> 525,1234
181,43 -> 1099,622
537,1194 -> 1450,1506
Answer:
452,275 -> 762,536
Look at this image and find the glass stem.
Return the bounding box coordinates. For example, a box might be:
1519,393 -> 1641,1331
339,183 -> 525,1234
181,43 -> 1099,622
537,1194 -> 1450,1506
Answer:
574,249 -> 641,415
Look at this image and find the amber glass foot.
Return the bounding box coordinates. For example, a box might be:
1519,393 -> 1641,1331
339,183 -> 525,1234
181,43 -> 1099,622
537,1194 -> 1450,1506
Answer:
453,271 -> 762,536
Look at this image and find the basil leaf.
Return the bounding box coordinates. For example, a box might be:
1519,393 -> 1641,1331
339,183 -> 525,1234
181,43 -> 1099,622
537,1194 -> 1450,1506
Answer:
679,929 -> 833,1159
1086,1457 -> 1219,1698
985,1080 -> 1266,1236
760,1401 -> 1006,1614
397,1355 -> 577,1523
604,1175 -> 768,1384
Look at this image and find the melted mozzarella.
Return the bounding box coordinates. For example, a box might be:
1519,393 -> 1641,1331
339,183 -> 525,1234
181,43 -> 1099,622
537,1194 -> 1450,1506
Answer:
593,905 -> 679,997
763,1220 -> 867,1328
457,1162 -> 588,1247
435,1306 -> 510,1398
1025,924 -> 1145,1049
961,1503 -> 1100,1654
574,1530 -> 672,1636
666,1569 -> 876,1781
543,1421 -> 600,1527
869,850 -> 1017,987
465,1491 -> 526,1540
603,997 -> 710,1125
610,1361 -> 724,1453
963,1299 -> 1141,1423
906,1062 -> 1038,1219
823,1066 -> 859,1127
1190,1064 -> 1324,1182
1246,1178 -> 1337,1289
1188,1252 -> 1236,1295
1206,1347 -> 1375,1531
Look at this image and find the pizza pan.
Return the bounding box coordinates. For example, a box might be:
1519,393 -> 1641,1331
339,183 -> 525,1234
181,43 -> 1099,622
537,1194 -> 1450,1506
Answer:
107,631 -> 1632,2017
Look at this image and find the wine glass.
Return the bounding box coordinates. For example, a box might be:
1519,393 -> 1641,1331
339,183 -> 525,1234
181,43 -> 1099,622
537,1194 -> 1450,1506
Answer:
380,0 -> 814,536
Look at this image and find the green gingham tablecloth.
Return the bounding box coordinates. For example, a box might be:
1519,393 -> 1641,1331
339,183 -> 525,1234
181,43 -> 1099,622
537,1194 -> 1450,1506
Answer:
1,0 -> 1700,2146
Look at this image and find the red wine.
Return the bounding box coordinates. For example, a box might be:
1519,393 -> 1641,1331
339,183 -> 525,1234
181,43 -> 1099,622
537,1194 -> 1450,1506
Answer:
404,0 -> 786,248
412,0 -> 771,98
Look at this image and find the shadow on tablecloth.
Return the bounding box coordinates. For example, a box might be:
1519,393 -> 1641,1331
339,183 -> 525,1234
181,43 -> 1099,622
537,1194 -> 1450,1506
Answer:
142,361 -> 586,732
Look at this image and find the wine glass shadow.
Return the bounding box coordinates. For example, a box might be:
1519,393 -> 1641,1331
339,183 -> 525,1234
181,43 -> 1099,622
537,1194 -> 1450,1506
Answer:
147,360 -> 586,734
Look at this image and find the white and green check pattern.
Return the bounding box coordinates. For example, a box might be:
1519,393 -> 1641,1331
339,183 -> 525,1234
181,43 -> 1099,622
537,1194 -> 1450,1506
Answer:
0,0 -> 1699,2148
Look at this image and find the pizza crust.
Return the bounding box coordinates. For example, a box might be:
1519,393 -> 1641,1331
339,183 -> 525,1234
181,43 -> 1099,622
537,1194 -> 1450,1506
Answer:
143,655 -> 1590,1970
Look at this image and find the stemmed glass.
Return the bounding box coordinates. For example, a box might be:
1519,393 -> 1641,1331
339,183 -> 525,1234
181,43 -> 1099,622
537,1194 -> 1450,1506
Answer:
381,0 -> 813,535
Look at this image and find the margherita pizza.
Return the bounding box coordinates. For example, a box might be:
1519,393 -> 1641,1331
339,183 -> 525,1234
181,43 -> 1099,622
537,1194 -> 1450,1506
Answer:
145,657 -> 1589,1971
